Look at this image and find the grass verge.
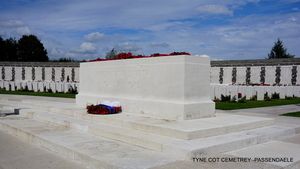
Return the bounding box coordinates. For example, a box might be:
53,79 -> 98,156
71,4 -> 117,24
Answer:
0,89 -> 76,98
215,98 -> 300,110
280,111 -> 300,117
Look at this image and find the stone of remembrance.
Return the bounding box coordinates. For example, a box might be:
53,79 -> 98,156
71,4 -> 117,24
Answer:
76,55 -> 215,120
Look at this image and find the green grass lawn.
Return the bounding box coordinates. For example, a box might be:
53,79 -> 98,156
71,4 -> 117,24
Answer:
215,98 -> 300,110
280,111 -> 300,117
1,88 -> 300,114
0,88 -> 76,98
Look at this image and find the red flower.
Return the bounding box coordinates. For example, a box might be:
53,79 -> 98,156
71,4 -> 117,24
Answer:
88,52 -> 191,62
238,93 -> 242,98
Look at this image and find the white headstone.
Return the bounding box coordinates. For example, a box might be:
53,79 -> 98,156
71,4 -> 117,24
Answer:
38,82 -> 44,92
15,81 -> 22,90
256,86 -> 265,101
55,83 -> 64,92
245,86 -> 254,100
274,86 -> 286,99
292,86 -> 300,97
50,82 -> 56,93
0,81 -> 4,88
32,82 -> 38,92
26,82 -> 33,91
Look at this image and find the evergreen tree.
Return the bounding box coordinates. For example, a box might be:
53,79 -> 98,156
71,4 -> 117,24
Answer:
267,38 -> 295,59
105,48 -> 119,59
0,37 -> 6,61
0,37 -> 18,61
18,34 -> 48,61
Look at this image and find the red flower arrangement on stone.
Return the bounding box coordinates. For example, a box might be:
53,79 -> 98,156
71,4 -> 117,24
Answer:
88,52 -> 191,62
86,104 -> 122,114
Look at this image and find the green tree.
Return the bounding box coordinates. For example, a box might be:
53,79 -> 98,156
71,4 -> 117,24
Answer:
0,37 -> 18,61
267,38 -> 295,59
0,37 -> 6,61
18,34 -> 49,61
105,48 -> 119,59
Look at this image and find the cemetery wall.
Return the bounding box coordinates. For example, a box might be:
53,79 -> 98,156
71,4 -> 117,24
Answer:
0,58 -> 299,99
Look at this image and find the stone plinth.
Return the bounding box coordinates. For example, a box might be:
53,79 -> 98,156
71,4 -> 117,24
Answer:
76,55 -> 215,120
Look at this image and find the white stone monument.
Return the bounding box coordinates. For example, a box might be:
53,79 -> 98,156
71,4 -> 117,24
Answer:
76,55 -> 215,120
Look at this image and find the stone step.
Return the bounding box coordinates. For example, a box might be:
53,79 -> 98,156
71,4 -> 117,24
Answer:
1,109 -> 296,162
26,103 -> 276,140
0,115 -> 182,169
18,108 -> 296,160
2,98 -> 276,141
163,125 -> 296,159
19,108 -> 181,151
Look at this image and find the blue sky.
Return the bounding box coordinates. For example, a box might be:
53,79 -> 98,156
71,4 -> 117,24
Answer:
0,0 -> 299,61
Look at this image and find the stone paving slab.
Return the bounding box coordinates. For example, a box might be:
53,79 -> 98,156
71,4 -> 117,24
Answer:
225,140 -> 300,169
0,128 -> 88,169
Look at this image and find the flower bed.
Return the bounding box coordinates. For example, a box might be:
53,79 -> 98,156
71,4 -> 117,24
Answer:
88,52 -> 190,62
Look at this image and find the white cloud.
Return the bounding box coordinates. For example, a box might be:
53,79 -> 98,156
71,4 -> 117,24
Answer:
150,42 -> 170,47
13,26 -> 31,35
50,48 -> 66,56
0,20 -> 26,27
84,32 -> 106,42
113,42 -> 143,54
197,4 -> 233,16
70,42 -> 98,54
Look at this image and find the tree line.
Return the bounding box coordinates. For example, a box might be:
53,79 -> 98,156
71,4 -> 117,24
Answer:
0,35 -> 49,62
0,34 -> 295,62
0,35 -> 86,62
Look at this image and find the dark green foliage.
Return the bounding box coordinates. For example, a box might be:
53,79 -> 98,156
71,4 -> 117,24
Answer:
267,38 -> 295,59
105,48 -> 119,59
0,37 -> 18,61
67,85 -> 78,94
271,92 -> 280,99
280,111 -> 300,117
238,96 -> 246,103
264,92 -> 272,101
285,96 -> 292,100
231,95 -> 237,102
50,57 -> 86,62
18,35 -> 48,61
0,88 -> 76,98
221,94 -> 231,102
216,98 -> 300,110
18,85 -> 33,92
47,88 -> 53,93
0,35 -> 48,61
